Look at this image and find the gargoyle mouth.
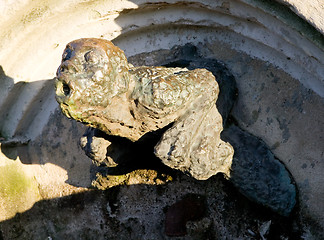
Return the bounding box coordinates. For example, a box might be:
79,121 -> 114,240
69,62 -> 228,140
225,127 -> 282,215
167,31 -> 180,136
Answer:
55,78 -> 73,104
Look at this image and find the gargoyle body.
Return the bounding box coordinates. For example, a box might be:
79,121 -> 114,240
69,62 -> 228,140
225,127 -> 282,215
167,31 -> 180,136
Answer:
55,38 -> 297,216
55,38 -> 234,180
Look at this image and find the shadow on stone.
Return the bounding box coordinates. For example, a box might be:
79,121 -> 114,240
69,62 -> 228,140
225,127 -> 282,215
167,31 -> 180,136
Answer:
88,44 -> 296,216
161,43 -> 238,125
0,173 -> 302,239
164,193 -> 206,237
0,73 -> 92,188
0,45 -> 297,221
222,125 -> 297,216
82,126 -> 178,190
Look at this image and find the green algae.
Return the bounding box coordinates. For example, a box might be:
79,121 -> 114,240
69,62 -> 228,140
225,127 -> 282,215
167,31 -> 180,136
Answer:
0,161 -> 40,220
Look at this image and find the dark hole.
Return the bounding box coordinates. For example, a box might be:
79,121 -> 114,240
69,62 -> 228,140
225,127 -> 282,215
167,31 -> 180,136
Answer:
163,60 -> 190,68
130,110 -> 135,118
62,83 -> 71,96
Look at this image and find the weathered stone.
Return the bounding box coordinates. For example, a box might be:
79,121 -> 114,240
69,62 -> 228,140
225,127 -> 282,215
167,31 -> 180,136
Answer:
56,40 -> 297,217
55,38 -> 234,180
80,44 -> 238,187
0,0 -> 323,238
221,125 -> 296,216
56,40 -> 298,218
165,194 -> 206,237
161,44 -> 238,125
137,45 -> 297,216
92,168 -> 173,190
80,125 -> 176,188
0,159 -> 41,221
80,128 -> 124,167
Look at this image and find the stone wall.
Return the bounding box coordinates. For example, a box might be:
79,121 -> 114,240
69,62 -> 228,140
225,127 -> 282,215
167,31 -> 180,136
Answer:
0,0 -> 323,239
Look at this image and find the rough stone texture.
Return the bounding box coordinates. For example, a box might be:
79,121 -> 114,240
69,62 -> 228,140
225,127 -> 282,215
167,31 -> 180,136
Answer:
0,174 -> 303,240
165,194 -> 206,236
0,41 -> 315,240
0,107 -> 91,221
0,0 -> 323,239
161,44 -> 238,126
81,43 -> 296,216
198,40 -> 324,239
222,125 -> 296,216
0,158 -> 41,221
275,0 -> 324,35
55,38 -> 234,180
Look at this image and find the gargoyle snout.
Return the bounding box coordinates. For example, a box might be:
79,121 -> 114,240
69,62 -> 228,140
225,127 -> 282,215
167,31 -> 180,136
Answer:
55,61 -> 79,103
57,61 -> 79,77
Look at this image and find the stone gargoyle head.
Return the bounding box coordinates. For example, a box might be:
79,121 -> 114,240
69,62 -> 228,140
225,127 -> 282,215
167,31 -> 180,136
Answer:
56,38 -> 131,133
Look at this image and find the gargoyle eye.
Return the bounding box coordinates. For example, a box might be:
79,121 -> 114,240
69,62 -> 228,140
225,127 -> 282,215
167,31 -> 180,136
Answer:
84,51 -> 99,63
62,48 -> 72,61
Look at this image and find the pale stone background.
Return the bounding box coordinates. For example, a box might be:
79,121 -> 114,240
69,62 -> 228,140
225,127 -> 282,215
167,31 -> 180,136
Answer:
0,0 -> 323,239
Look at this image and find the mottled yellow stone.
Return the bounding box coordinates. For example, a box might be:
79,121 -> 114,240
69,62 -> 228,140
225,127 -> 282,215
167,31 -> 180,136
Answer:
0,158 -> 41,221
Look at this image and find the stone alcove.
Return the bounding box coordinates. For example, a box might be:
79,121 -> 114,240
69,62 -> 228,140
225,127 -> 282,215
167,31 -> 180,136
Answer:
0,0 -> 323,239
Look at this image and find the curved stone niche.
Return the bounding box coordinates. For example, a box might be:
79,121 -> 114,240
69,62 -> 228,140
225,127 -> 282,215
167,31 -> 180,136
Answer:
0,0 -> 323,239
72,41 -> 296,217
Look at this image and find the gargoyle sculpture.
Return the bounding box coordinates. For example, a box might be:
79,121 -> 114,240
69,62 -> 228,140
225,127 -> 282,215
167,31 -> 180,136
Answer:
55,38 -> 234,180
55,38 -> 296,216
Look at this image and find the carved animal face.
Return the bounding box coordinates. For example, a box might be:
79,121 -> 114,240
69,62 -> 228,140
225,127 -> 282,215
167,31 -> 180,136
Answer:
55,38 -> 130,123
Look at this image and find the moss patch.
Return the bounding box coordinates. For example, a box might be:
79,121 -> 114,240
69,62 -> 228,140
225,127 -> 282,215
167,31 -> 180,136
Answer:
0,161 -> 40,221
92,169 -> 173,190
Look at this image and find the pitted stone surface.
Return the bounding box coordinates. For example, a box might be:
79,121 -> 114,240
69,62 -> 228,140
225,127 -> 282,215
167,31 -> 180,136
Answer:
222,125 -> 296,216
55,38 -> 234,180
57,41 -> 297,216
0,0 -> 323,238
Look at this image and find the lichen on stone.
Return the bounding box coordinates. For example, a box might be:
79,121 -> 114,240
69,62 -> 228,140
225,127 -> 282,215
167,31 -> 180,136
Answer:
55,39 -> 297,217
0,160 -> 41,221
55,38 -> 234,180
